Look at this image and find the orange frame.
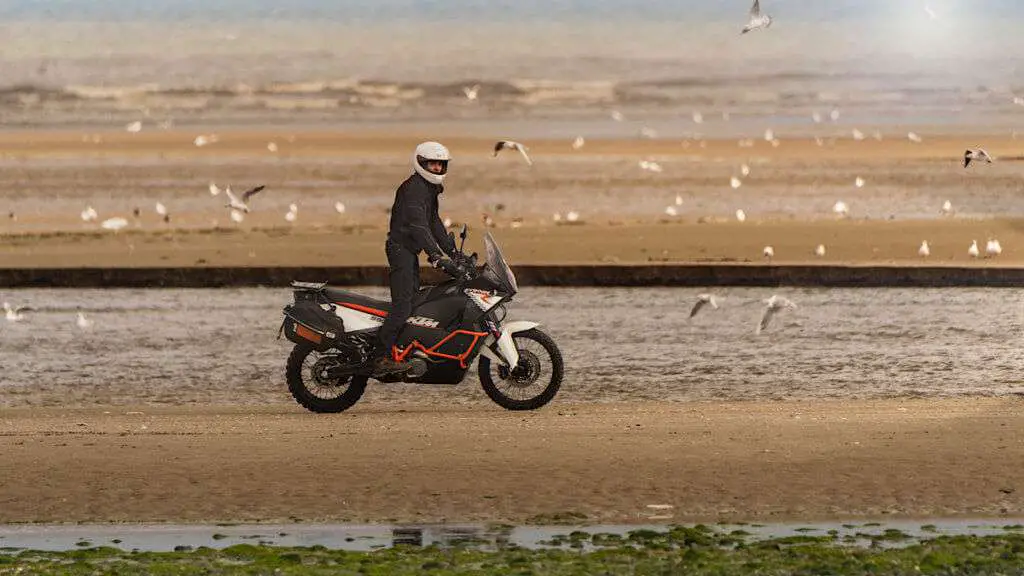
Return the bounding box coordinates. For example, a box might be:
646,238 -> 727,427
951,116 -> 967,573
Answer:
393,330 -> 488,369
337,301 -> 486,369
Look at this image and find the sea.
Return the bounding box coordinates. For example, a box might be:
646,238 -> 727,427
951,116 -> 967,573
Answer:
1,1 -> 1024,132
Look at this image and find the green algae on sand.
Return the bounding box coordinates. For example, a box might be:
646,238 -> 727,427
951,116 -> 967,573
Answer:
1,530 -> 1022,575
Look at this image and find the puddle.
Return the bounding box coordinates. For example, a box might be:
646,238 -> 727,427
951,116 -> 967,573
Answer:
0,519 -> 1020,553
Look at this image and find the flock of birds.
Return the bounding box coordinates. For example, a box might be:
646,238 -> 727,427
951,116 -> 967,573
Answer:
73,180 -> 351,230
489,135 -> 1006,263
4,0 -> 1008,336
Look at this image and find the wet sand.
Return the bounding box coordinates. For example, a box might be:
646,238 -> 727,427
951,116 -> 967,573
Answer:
0,399 -> 1021,524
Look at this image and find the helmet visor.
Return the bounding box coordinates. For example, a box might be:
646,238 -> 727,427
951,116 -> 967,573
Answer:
416,156 -> 448,175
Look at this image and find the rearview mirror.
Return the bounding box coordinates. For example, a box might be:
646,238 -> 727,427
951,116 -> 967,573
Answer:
460,223 -> 468,240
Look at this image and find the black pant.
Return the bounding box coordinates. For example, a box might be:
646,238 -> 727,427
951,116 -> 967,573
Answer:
377,239 -> 420,356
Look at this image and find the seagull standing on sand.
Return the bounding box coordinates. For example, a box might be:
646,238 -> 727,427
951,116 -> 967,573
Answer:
763,245 -> 775,261
194,134 -> 219,147
814,244 -> 826,257
919,241 -> 931,257
493,141 -> 532,165
833,200 -> 849,217
81,206 -> 98,222
462,84 -> 480,101
757,295 -> 796,334
964,148 -> 992,168
742,0 -> 772,33
968,240 -> 980,258
986,239 -> 1002,257
941,200 -> 953,215
689,293 -> 719,319
76,312 -> 94,330
572,136 -> 585,150
334,201 -> 346,214
225,185 -> 265,213
101,217 -> 128,231
639,160 -> 663,173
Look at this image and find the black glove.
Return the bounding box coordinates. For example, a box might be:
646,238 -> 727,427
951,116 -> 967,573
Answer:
431,255 -> 462,277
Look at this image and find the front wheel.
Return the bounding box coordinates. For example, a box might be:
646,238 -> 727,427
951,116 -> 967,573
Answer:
286,344 -> 368,413
478,328 -> 563,411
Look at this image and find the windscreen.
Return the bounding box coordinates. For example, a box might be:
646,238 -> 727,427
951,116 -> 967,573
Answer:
484,232 -> 518,294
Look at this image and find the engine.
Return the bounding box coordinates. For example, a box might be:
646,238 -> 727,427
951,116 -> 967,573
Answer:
406,358 -> 429,378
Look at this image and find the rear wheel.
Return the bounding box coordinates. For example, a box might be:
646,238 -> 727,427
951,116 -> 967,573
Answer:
478,328 -> 563,411
286,344 -> 367,413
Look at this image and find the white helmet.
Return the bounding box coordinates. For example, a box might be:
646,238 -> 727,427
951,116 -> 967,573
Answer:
412,141 -> 450,185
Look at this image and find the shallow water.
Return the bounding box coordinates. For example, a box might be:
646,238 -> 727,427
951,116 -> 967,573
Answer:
1,287 -> 1021,408
0,520 -> 1021,553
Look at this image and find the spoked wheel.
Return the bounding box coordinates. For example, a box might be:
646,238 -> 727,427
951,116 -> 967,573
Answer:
286,344 -> 367,413
478,328 -> 563,411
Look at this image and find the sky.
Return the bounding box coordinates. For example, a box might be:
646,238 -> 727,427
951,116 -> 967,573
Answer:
0,0 -> 1019,22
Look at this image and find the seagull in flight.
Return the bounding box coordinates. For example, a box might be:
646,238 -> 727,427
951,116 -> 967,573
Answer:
3,302 -> 29,322
689,293 -> 720,319
742,0 -> 772,34
964,148 -> 993,168
493,141 -> 533,165
757,295 -> 796,334
225,185 -> 265,213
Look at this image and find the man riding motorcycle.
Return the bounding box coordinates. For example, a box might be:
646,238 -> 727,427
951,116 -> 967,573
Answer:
373,141 -> 465,375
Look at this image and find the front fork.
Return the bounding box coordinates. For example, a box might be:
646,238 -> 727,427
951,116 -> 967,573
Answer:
479,320 -> 540,368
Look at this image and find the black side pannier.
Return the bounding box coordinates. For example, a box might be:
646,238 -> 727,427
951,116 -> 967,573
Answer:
281,293 -> 346,351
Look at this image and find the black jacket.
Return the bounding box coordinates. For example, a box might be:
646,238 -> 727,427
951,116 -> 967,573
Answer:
387,173 -> 455,260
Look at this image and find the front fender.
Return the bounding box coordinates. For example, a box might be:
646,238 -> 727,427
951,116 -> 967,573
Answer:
480,321 -> 541,368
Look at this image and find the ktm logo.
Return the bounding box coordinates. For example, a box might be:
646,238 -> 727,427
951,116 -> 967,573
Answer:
406,316 -> 440,328
465,288 -> 492,302
465,288 -> 498,311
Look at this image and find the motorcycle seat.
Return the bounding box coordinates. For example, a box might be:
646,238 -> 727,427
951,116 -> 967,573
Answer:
325,287 -> 434,316
325,288 -> 392,315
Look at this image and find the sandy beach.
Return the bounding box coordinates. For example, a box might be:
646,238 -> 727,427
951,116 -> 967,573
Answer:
2,135 -> 1021,525
0,399 -> 1020,524
1,130 -> 1023,268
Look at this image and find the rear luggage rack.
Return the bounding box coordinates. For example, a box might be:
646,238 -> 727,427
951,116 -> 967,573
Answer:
291,281 -> 327,290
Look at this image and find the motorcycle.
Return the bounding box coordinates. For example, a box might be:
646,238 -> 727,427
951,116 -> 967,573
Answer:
278,226 -> 564,413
